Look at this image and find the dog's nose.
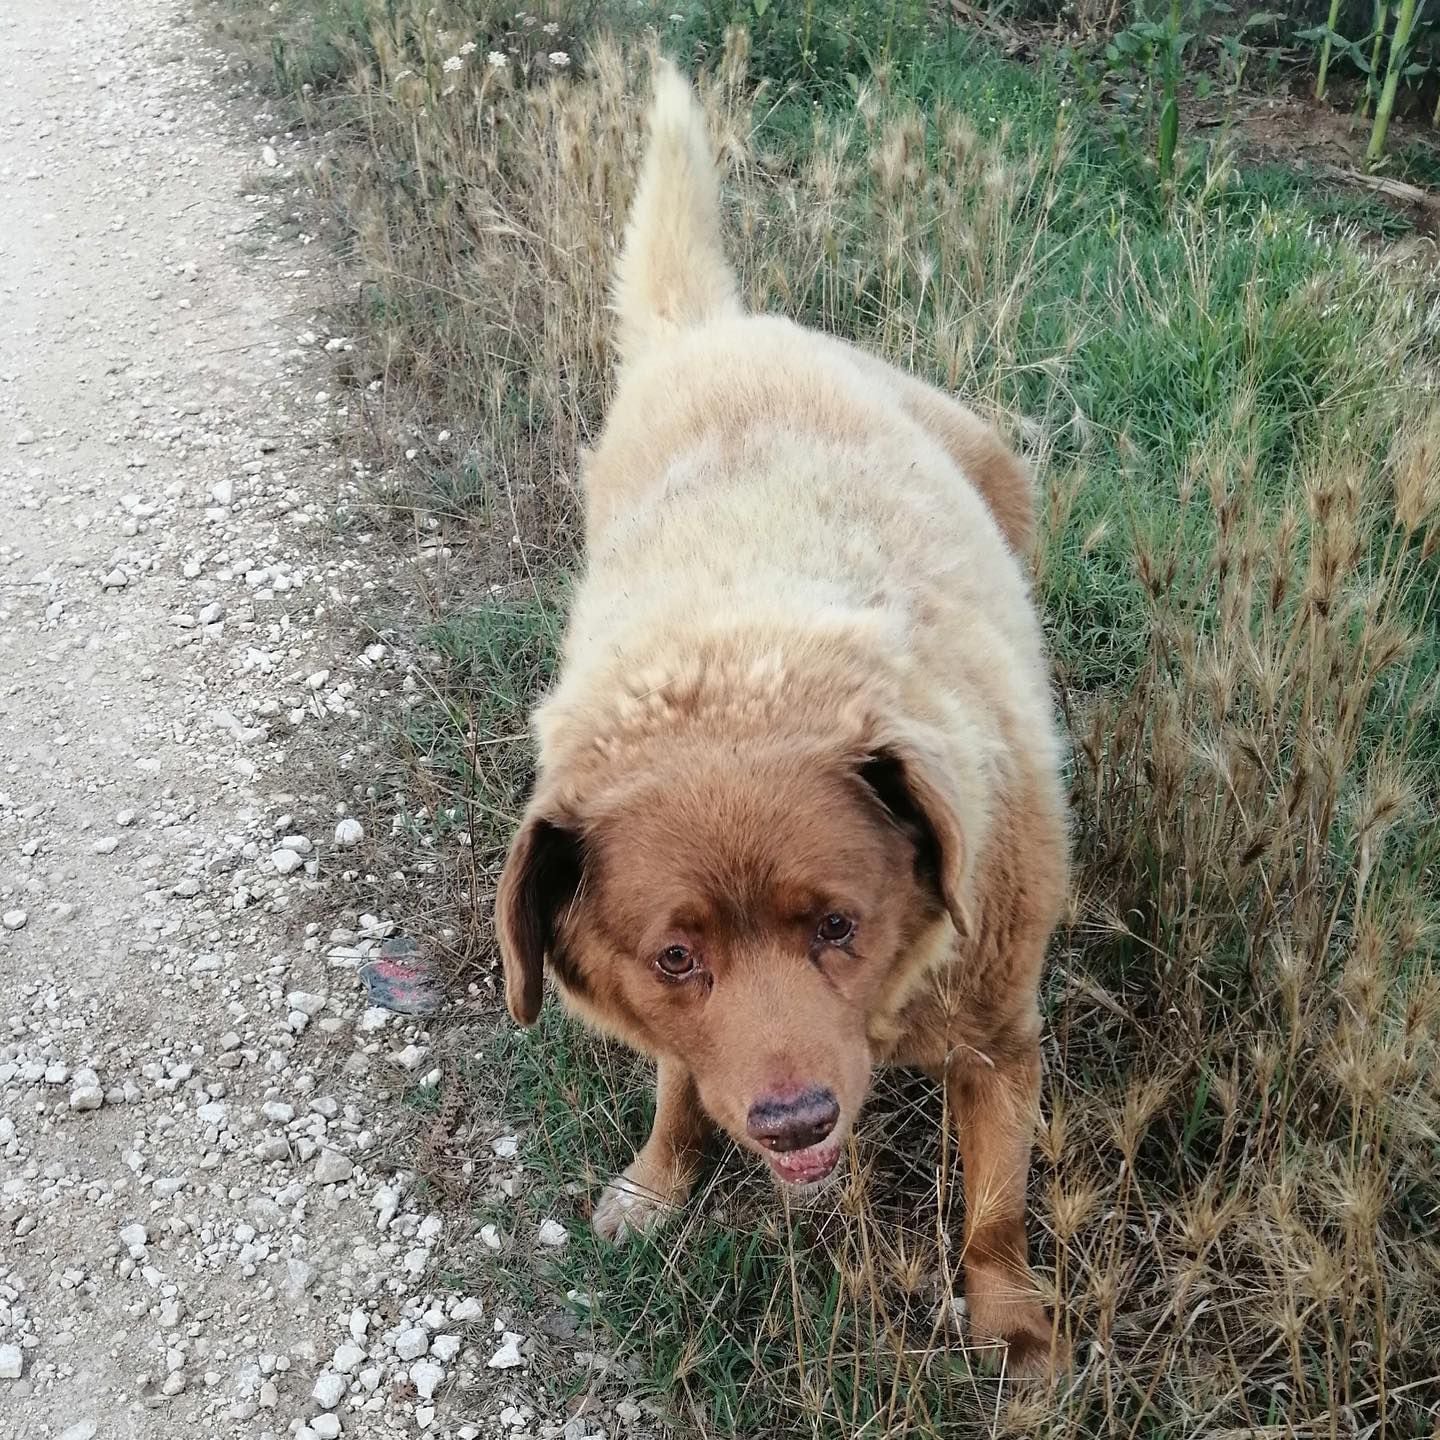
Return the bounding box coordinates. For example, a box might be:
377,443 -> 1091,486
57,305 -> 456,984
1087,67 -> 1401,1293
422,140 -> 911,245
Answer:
746,1087 -> 840,1153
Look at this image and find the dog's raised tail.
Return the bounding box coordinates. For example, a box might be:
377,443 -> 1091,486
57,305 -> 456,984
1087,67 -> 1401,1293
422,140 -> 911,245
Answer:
612,60 -> 740,365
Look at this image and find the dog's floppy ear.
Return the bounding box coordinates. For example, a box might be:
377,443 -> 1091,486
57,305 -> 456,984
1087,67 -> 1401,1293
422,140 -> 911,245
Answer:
496,804 -> 586,1026
858,733 -> 976,938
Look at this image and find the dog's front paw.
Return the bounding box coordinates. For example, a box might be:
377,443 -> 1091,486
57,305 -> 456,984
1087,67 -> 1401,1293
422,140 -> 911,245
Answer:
591,1159 -> 691,1245
965,1274 -> 1067,1378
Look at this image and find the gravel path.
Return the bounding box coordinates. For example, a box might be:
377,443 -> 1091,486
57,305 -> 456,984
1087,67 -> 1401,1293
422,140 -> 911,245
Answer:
0,3 -> 507,1436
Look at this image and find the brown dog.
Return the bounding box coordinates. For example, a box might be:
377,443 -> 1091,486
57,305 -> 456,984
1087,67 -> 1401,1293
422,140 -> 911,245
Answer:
496,61 -> 1067,1375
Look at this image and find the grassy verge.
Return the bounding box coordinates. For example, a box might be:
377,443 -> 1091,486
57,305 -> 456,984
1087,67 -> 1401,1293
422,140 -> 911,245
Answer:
207,1 -> 1440,1434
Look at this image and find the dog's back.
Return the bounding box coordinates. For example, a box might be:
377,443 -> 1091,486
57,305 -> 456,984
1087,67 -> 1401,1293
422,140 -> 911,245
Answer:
553,68 -> 1056,817
601,60 -> 1033,557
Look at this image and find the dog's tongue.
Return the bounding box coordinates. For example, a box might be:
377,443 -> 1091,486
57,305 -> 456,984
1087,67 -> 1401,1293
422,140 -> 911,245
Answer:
769,1141 -> 840,1186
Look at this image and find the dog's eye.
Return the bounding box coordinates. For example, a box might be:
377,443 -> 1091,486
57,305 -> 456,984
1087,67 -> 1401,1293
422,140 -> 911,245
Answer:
816,913 -> 855,946
655,944 -> 696,979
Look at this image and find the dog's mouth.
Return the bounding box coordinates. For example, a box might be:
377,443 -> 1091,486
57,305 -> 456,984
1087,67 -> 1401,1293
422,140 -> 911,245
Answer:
764,1135 -> 843,1187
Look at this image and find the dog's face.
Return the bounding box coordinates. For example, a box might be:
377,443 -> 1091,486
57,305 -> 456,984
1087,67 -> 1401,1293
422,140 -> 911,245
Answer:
498,736 -> 969,1187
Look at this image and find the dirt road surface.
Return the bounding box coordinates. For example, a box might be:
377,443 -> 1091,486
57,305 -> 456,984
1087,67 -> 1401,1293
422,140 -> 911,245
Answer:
0,3 -> 510,1437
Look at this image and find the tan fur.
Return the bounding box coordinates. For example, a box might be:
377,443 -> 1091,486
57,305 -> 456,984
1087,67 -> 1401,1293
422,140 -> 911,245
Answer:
496,63 -> 1068,1375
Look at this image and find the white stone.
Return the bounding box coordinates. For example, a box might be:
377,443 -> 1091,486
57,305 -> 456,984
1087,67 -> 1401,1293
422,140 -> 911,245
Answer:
487,1333 -> 524,1369
450,1297 -> 483,1323
332,1342 -> 364,1374
536,1218 -> 569,1248
270,847 -> 303,875
311,1417 -> 341,1440
479,1224 -> 502,1251
0,1344 -> 21,1379
69,1086 -> 104,1112
314,1149 -> 353,1185
393,1326 -> 427,1361
286,990 -> 326,1015
333,818 -> 363,848
431,1334 -> 461,1363
312,1370 -> 346,1408
262,1101 -> 294,1122
2,910 -> 26,931
410,1359 -> 444,1401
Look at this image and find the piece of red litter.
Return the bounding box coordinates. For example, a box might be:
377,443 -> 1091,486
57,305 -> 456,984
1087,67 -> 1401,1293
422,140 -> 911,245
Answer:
358,938 -> 442,1014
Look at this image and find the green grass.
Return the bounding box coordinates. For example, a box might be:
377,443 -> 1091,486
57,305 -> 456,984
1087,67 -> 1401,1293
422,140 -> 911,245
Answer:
398,596 -> 561,847
489,1008 -> 1048,1436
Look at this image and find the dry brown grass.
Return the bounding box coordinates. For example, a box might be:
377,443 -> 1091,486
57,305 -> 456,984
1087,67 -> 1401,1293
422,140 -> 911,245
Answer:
1041,411 -> 1440,1434
209,2 -> 1440,1433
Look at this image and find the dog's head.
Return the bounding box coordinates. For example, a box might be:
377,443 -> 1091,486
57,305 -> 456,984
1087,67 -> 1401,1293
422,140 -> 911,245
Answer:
496,724 -> 977,1187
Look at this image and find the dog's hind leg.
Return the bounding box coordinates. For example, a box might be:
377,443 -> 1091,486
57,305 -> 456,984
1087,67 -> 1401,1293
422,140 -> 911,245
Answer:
592,1055 -> 711,1244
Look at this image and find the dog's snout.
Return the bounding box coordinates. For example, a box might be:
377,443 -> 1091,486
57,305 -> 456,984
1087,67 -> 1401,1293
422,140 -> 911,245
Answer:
746,1087 -> 840,1153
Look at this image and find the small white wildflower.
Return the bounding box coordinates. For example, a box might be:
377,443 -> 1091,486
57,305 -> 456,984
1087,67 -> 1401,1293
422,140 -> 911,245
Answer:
548,51 -> 570,68
443,55 -> 463,72
459,41 -> 477,55
542,21 -> 560,34
487,51 -> 508,67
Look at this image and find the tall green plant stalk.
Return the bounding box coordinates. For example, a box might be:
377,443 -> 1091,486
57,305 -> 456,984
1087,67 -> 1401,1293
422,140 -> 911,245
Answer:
1361,2 -> 1389,120
1366,0 -> 1418,162
1314,0 -> 1345,98
1157,0 -> 1182,192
